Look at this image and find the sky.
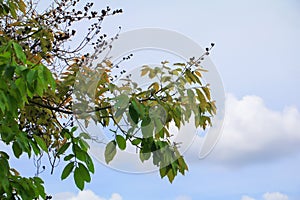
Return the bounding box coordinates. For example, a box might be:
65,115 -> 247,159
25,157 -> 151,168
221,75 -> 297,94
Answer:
7,0 -> 300,200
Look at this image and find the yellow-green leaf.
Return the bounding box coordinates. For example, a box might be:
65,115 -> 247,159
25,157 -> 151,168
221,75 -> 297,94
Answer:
33,135 -> 48,152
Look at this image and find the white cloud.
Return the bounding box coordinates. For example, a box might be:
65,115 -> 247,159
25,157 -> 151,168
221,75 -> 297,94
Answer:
53,190 -> 122,200
205,94 -> 300,165
240,192 -> 289,200
241,195 -> 256,200
53,192 -> 75,200
109,193 -> 123,200
263,192 -> 289,200
175,195 -> 192,200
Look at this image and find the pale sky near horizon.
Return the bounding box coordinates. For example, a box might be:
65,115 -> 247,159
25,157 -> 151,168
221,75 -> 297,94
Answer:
7,0 -> 300,200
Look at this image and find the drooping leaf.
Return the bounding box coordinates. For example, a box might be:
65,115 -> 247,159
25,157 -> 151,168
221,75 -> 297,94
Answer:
129,104 -> 139,124
141,117 -> 154,138
74,166 -> 84,190
79,139 -> 90,152
56,142 -> 71,155
12,42 -> 26,63
159,166 -> 168,178
12,141 -> 22,158
167,166 -> 175,183
104,140 -> 116,164
77,163 -> 91,182
139,150 -> 151,163
84,153 -> 94,173
61,162 -> 74,180
33,135 -> 48,152
72,144 -> 86,162
26,70 -> 37,85
202,85 -> 211,100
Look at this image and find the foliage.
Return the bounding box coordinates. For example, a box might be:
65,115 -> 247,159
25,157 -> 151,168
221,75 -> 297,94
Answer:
0,0 -> 216,199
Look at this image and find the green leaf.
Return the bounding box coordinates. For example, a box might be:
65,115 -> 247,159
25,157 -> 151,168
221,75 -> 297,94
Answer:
29,139 -> 40,155
33,135 -> 48,152
84,153 -> 95,173
57,142 -> 71,155
74,166 -> 84,190
77,163 -> 91,182
79,132 -> 91,139
42,65 -> 56,89
26,70 -> 37,85
12,141 -> 22,158
64,154 -> 74,161
4,65 -> 15,81
187,89 -> 195,102
0,156 -> 9,176
72,144 -> 86,162
79,139 -> 89,152
141,116 -> 151,127
12,42 -> 26,63
129,103 -> 139,124
139,150 -> 151,163
32,177 -> 46,198
202,85 -> 211,100
167,167 -> 175,183
115,107 -> 126,119
15,77 -> 28,104
71,126 -> 78,132
8,1 -> 17,19
131,98 -> 145,117
104,140 -> 116,164
131,138 -> 142,145
159,166 -> 168,178
177,156 -> 188,175
141,117 -> 154,137
0,151 -> 9,159
116,135 -> 126,150
61,162 -> 74,180
114,94 -> 129,109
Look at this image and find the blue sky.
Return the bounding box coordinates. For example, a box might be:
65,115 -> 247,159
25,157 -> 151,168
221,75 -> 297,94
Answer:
8,0 -> 300,200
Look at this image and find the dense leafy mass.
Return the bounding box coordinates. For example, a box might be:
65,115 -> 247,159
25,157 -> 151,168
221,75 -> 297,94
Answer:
0,0 -> 216,199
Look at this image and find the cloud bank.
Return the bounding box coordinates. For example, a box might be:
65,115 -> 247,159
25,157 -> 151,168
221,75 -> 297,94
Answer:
53,190 -> 122,200
241,192 -> 289,200
190,94 -> 300,166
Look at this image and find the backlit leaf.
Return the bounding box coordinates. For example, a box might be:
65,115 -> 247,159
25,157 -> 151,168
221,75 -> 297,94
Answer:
33,135 -> 48,152
104,140 -> 116,164
12,42 -> 26,63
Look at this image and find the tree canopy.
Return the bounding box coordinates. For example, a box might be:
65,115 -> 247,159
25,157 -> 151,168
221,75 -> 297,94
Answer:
0,0 -> 216,199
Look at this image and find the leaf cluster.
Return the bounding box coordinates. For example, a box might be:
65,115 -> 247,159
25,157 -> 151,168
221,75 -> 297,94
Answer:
0,0 -> 217,198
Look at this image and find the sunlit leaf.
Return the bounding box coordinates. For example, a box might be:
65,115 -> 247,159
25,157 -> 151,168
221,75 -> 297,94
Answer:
116,135 -> 126,150
74,166 -> 84,190
61,162 -> 74,180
